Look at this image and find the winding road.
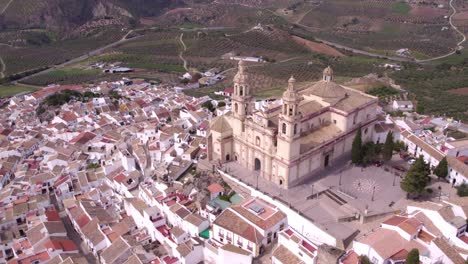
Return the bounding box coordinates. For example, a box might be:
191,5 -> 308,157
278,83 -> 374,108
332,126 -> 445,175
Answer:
0,0 -> 15,78
15,30 -> 140,83
415,0 -> 466,62
178,33 -> 189,71
268,1 -> 466,63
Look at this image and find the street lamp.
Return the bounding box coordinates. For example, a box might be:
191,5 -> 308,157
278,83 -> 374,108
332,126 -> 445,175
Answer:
371,186 -> 376,201
438,185 -> 442,201
339,171 -> 342,186
256,173 -> 259,190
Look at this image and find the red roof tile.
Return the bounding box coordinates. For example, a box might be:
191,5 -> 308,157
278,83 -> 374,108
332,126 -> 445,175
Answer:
45,208 -> 61,222
207,183 -> 224,194
113,173 -> 126,184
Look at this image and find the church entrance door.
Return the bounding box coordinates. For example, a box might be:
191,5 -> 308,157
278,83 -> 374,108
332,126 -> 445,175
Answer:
254,158 -> 261,171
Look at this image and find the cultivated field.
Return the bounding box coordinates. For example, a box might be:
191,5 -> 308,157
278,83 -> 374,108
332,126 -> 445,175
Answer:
294,0 -> 458,57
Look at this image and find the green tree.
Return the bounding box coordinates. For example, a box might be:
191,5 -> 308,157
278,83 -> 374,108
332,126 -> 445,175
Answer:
351,127 -> 363,164
416,104 -> 425,114
456,183 -> 468,197
382,131 -> 394,161
359,255 -> 371,264
202,101 -> 215,112
405,249 -> 419,264
400,156 -> 431,196
434,157 -> 448,179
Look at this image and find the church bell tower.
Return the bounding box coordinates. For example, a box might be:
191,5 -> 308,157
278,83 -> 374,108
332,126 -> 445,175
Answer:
276,76 -> 302,160
232,60 -> 253,120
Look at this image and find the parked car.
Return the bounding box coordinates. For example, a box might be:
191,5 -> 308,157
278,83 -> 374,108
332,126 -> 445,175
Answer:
408,158 -> 416,165
373,161 -> 382,167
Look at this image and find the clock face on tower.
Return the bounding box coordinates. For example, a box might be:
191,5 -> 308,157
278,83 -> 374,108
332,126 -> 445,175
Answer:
255,115 -> 262,123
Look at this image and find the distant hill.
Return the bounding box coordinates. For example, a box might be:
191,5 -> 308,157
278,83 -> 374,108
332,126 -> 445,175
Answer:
0,0 -> 185,34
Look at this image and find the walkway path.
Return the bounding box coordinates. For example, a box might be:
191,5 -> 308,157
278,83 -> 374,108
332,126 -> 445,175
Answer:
178,33 -> 189,71
0,0 -> 14,14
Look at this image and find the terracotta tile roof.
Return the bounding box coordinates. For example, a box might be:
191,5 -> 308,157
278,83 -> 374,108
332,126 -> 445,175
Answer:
433,237 -> 465,264
389,249 -> 408,262
417,230 -> 434,243
100,237 -> 131,264
43,239 -> 78,252
229,197 -> 286,231
207,183 -> 224,194
184,213 -> 206,227
272,245 -> 304,264
413,212 -> 442,237
382,216 -> 407,226
213,209 -> 264,244
398,218 -> 422,236
356,228 -> 425,259
70,132 -> 96,145
341,250 -> 359,264
221,244 -> 251,256
45,208 -> 62,221
81,218 -> 106,246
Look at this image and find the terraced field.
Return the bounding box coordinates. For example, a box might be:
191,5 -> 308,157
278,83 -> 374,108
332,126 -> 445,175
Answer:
296,0 -> 457,57
0,27 -> 125,76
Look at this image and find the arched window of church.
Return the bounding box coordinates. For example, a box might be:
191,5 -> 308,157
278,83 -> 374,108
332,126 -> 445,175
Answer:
353,113 -> 358,125
240,86 -> 243,96
256,136 -> 260,146
289,106 -> 294,116
294,124 -> 297,135
283,104 -> 287,115
282,123 -> 287,134
234,103 -> 238,113
234,84 -> 238,95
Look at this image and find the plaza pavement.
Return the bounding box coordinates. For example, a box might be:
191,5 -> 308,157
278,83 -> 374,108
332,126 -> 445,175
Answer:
219,155 -> 410,242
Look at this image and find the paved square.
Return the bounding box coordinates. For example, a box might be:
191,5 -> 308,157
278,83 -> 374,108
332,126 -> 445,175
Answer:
219,155 -> 410,240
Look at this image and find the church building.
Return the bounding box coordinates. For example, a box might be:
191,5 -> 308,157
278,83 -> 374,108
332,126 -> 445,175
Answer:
208,60 -> 378,189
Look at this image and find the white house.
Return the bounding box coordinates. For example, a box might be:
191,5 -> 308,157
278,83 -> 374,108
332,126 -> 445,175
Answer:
272,228 -> 318,264
392,100 -> 414,112
212,197 -> 287,257
447,156 -> 468,186
400,130 -> 444,168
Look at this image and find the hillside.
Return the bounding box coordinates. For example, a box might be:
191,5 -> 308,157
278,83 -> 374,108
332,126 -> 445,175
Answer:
0,0 -> 185,34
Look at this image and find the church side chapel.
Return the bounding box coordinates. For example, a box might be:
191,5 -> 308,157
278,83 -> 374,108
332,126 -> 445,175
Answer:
208,60 -> 378,189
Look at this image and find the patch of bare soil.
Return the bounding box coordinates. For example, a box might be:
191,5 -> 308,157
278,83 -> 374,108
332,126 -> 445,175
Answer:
291,35 -> 345,57
448,87 -> 468,95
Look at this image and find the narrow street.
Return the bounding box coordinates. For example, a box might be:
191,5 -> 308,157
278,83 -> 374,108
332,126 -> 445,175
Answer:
51,193 -> 97,263
61,215 -> 97,264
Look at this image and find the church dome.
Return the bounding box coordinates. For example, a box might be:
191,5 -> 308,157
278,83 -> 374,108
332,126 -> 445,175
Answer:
307,80 -> 346,99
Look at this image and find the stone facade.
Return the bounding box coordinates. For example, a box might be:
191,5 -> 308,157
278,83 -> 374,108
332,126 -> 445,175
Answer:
209,61 -> 379,189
